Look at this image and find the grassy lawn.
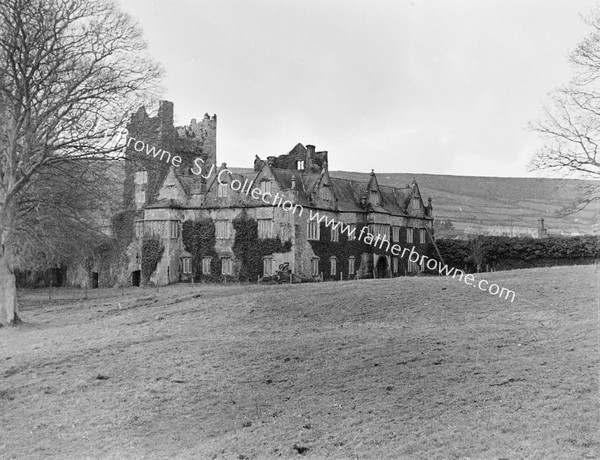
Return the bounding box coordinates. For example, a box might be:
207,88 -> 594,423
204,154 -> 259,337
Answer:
0,265 -> 598,459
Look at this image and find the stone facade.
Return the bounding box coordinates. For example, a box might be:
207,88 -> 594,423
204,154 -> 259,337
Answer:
127,101 -> 435,285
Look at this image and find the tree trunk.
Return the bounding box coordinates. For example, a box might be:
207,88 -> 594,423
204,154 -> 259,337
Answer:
0,198 -> 20,326
0,253 -> 19,326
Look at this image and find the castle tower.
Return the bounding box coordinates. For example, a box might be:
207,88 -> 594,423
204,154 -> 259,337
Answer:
124,101 -> 217,211
187,113 -> 217,170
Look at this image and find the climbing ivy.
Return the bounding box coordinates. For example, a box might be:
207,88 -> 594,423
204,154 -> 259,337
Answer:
308,222 -> 434,279
232,212 -> 291,281
110,210 -> 134,247
141,236 -> 164,283
308,223 -> 363,280
182,218 -> 219,281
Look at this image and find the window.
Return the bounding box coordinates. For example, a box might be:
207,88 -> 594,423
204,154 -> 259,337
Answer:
406,227 -> 413,243
412,196 -> 421,209
347,224 -> 356,241
420,229 -> 426,244
216,220 -> 230,239
311,258 -> 320,276
297,160 -> 304,170
134,171 -> 148,210
331,225 -> 339,242
221,257 -> 232,275
260,180 -> 272,195
134,170 -> 148,185
408,259 -> 419,274
135,190 -> 146,209
134,220 -> 144,238
258,219 -> 274,239
330,257 -> 337,276
369,224 -> 389,240
370,191 -> 379,206
307,221 -> 320,240
348,256 -> 355,275
392,257 -> 399,273
263,257 -> 273,276
182,258 -> 192,274
169,221 -> 179,239
319,186 -> 332,201
202,257 -> 212,275
392,226 -> 400,242
218,182 -> 228,198
279,223 -> 289,241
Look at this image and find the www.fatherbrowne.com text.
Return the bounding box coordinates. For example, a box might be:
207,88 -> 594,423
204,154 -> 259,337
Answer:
214,170 -> 516,303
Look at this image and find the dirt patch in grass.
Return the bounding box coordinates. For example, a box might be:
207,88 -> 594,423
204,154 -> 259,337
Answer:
1,266 -> 598,459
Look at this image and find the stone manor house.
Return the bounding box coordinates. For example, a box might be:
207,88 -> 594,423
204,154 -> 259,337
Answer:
122,101 -> 436,286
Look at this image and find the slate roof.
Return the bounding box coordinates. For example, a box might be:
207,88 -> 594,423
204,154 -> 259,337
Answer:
179,175 -> 204,195
150,145 -> 426,219
146,198 -> 185,209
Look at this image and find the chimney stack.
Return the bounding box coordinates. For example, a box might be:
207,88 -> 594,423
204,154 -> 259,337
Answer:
306,145 -> 315,172
537,217 -> 547,238
267,156 -> 276,167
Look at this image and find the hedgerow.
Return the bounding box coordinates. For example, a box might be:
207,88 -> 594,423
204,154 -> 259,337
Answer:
436,235 -> 599,272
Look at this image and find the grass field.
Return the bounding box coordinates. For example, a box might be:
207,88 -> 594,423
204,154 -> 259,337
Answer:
1,265 -> 598,459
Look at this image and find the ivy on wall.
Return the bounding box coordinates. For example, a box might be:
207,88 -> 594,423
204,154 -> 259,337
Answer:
182,218 -> 219,281
232,212 -> 291,281
308,223 -> 434,279
308,224 -> 363,280
141,236 -> 164,283
110,211 -> 134,247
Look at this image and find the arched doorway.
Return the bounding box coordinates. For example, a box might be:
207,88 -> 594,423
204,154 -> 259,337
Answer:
376,256 -> 388,278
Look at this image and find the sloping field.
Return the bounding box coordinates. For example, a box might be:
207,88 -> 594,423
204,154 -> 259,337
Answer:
1,265 -> 598,459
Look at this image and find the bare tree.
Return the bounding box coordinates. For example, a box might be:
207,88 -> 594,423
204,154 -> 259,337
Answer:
530,10 -> 600,213
14,160 -> 121,277
0,0 -> 162,325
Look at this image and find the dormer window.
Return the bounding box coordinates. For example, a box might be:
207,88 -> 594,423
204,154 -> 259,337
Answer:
297,160 -> 304,170
319,185 -> 332,201
260,180 -> 272,195
134,170 -> 148,185
412,196 -> 420,209
369,191 -> 379,206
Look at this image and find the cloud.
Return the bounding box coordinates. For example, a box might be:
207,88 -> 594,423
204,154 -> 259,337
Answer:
120,0 -> 598,177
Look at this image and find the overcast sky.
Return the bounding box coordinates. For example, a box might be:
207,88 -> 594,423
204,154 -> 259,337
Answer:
118,0 -> 598,178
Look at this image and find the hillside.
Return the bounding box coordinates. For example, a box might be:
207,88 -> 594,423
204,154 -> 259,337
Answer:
1,266 -> 598,459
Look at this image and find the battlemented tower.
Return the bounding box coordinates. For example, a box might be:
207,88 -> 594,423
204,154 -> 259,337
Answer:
123,101 -> 216,211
